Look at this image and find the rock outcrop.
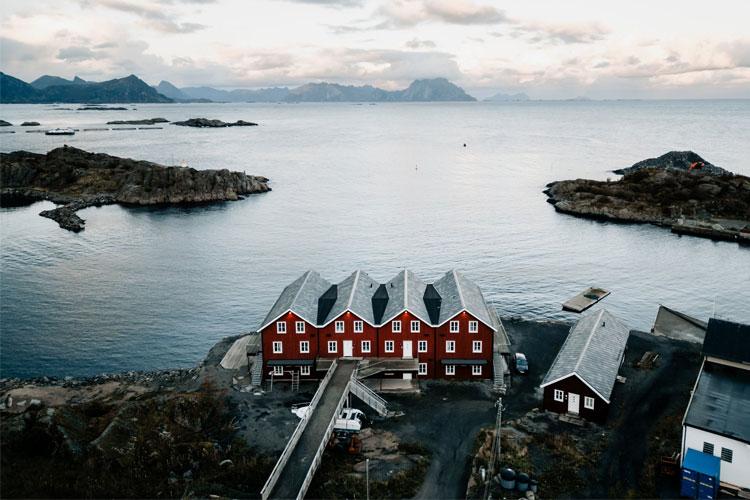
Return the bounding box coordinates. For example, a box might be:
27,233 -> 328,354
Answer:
0,120 -> 11,126
172,118 -> 258,127
106,118 -> 168,125
0,146 -> 270,231
613,151 -> 730,176
20,121 -> 40,126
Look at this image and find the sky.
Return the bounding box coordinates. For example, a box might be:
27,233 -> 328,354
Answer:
1,0 -> 749,99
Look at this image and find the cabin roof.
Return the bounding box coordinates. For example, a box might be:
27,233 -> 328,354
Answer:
702,318 -> 750,364
259,270 -> 332,329
433,270 -> 495,329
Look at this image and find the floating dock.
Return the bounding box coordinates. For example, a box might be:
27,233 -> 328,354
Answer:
562,287 -> 610,313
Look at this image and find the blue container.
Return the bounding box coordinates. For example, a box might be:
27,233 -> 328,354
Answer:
681,449 -> 720,500
680,468 -> 697,498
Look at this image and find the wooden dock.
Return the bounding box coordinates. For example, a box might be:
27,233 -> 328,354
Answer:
562,287 -> 610,313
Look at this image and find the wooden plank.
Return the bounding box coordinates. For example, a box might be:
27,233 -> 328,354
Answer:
562,287 -> 611,313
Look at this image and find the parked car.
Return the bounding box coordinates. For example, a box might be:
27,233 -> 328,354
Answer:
514,353 -> 529,374
291,404 -> 366,433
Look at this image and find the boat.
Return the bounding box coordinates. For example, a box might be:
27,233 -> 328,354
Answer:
45,128 -> 76,136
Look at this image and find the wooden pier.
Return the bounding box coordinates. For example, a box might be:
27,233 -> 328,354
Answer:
562,287 -> 610,313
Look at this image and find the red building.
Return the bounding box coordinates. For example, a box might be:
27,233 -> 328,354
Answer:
258,269 -> 510,383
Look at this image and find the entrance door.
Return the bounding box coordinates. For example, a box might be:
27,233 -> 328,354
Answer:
402,341 -> 413,359
403,373 -> 413,380
343,340 -> 353,357
568,393 -> 580,414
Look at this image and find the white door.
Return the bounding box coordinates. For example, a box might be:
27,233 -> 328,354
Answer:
402,373 -> 413,380
568,393 -> 580,414
343,340 -> 353,357
402,340 -> 413,359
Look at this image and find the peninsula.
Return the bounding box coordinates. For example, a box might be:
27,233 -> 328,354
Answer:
0,146 -> 270,231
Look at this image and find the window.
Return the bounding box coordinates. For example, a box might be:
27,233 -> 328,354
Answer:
392,320 -> 401,333
295,321 -> 305,334
450,320 -> 459,333
418,363 -> 427,375
385,340 -> 395,353
300,366 -> 310,376
446,340 -> 456,353
472,365 -> 482,376
703,442 -> 714,455
354,321 -> 363,333
469,321 -> 478,333
584,396 -> 595,410
328,341 -> 337,353
445,365 -> 455,376
335,321 -> 344,333
721,447 -> 733,463
299,341 -> 309,353
418,340 -> 428,353
272,341 -> 282,354
472,340 -> 482,353
273,366 -> 283,376
276,321 -> 286,334
410,320 -> 420,333
554,389 -> 564,402
361,340 -> 371,353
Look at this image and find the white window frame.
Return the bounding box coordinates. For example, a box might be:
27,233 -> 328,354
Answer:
335,321 -> 345,333
472,340 -> 482,353
385,340 -> 395,353
328,340 -> 337,353
392,320 -> 402,333
584,396 -> 595,410
276,321 -> 286,334
300,366 -> 311,376
361,340 -> 371,353
272,341 -> 283,354
295,321 -> 305,334
273,366 -> 283,376
469,320 -> 478,333
450,320 -> 459,333
554,389 -> 564,402
446,340 -> 456,353
418,363 -> 427,375
410,320 -> 420,333
445,365 -> 456,376
418,340 -> 428,353
299,341 -> 309,354
353,320 -> 364,333
472,365 -> 482,376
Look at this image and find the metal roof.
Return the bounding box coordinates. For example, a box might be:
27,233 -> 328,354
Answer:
320,270 -> 379,325
684,361 -> 750,444
702,318 -> 750,364
432,270 -> 495,329
379,270 -> 432,325
259,271 -> 332,329
540,309 -> 630,402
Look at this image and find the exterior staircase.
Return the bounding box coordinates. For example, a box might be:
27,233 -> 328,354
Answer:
349,378 -> 391,417
493,352 -> 507,394
250,351 -> 263,387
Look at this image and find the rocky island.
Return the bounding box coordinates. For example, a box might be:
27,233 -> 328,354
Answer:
544,151 -> 750,244
0,146 -> 270,232
106,118 -> 169,125
172,118 -> 258,127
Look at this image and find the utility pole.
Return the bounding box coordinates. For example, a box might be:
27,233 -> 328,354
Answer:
366,458 -> 370,500
484,397 -> 503,500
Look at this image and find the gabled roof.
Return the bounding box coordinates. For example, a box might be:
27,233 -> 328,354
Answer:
432,270 -> 496,329
379,270 -> 432,325
702,318 -> 750,365
540,309 -> 629,403
259,271 -> 332,330
319,270 -> 379,326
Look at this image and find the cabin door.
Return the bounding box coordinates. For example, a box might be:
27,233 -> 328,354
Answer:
343,340 -> 353,357
568,393 -> 580,414
402,341 -> 413,359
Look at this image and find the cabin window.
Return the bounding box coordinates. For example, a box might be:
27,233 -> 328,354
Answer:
273,366 -> 283,376
300,366 -> 311,376
328,341 -> 337,353
472,365 -> 482,376
392,320 -> 401,333
445,365 -> 455,376
450,320 -> 459,333
418,363 -> 427,375
335,321 -> 345,333
272,341 -> 283,354
418,340 -> 428,353
554,389 -> 564,402
276,322 -> 286,334
295,321 -> 305,334
299,341 -> 309,353
354,320 -> 364,333
703,442 -> 714,455
472,340 -> 482,353
584,396 -> 595,409
469,321 -> 478,333
361,340 -> 371,353
411,320 -> 420,333
385,340 -> 395,353
446,340 -> 456,353
721,447 -> 733,463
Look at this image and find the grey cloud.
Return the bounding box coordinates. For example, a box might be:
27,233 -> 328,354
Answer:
512,22 -> 609,45
404,38 -> 436,49
279,0 -> 363,5
85,0 -> 208,33
374,0 -> 509,29
594,61 -> 610,69
57,46 -> 103,61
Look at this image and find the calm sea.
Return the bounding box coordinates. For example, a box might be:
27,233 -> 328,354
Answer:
1,101 -> 749,378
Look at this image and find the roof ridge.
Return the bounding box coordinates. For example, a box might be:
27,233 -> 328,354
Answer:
573,309 -> 604,374
290,270 -> 313,308
453,270 -> 466,309
404,269 -> 409,309
345,270 -> 361,310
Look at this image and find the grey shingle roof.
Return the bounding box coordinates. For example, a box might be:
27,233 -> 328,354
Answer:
433,270 -> 496,329
379,270 -> 432,325
380,270 -> 406,324
541,309 -> 629,402
320,270 -> 379,325
258,271 -> 332,329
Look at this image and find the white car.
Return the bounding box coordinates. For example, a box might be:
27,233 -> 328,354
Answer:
291,404 -> 365,433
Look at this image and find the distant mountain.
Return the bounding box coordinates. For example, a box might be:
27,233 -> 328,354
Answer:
0,73 -> 172,103
396,78 -> 475,101
484,91 -> 530,102
285,82 -> 389,102
154,80 -> 189,100
30,75 -> 87,90
179,85 -> 291,102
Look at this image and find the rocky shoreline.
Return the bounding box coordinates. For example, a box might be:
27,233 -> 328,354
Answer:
172,118 -> 258,127
0,146 -> 270,231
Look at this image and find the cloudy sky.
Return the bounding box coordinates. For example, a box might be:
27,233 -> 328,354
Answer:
2,0 -> 749,98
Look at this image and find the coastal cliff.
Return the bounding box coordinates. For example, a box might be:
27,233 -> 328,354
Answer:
0,146 -> 270,231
